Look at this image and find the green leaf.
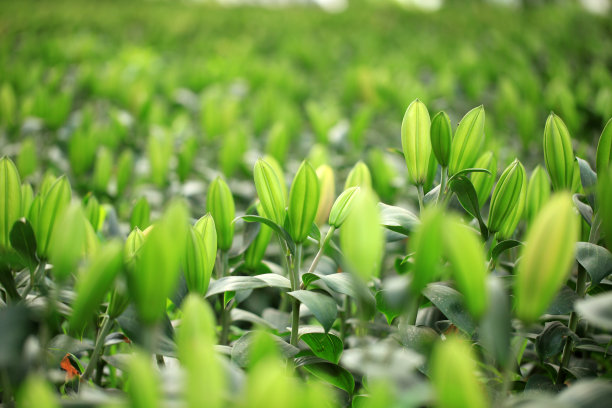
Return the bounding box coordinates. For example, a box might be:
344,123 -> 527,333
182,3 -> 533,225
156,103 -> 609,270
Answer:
9,218 -> 37,267
0,157 -> 22,249
288,290 -> 337,332
375,290 -> 402,325
480,277 -> 511,367
378,203 -> 419,236
300,332 -> 343,364
546,285 -> 579,315
231,331 -> 299,367
298,357 -> 355,395
576,157 -> 596,209
575,242 -> 612,287
575,292 -> 612,331
491,239 -> 522,261
535,321 -> 578,360
448,176 -> 488,239
422,284 -> 476,335
447,167 -> 492,184
241,215 -> 295,256
206,274 -> 291,298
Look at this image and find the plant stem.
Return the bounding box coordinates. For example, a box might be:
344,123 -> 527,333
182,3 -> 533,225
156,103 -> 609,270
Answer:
497,332 -> 526,404
218,250 -> 231,345
437,167 -> 448,205
305,226 -> 335,276
556,264 -> 587,385
82,315 -> 113,381
143,323 -> 159,355
290,243 -> 302,347
416,184 -> 425,213
406,295 -> 421,326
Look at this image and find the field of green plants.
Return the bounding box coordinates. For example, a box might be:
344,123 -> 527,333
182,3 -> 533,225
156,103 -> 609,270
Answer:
1,0 -> 612,406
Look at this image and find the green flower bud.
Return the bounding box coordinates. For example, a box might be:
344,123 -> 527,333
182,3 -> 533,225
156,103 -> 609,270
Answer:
92,146 -> 113,194
525,165 -> 550,223
207,177 -> 235,251
83,194 -> 101,231
116,149 -> 134,196
430,111 -> 452,167
262,155 -> 288,203
515,193 -> 579,323
344,161 -> 372,189
194,213 -> 217,279
470,151 -> 497,208
125,227 -> 145,264
367,148 -> 397,203
410,208 -> 444,296
21,183 -> 34,218
127,351 -> 162,408
130,197 -> 150,231
70,240 -> 123,334
17,375 -> 60,408
448,105 -> 485,176
183,227 -> 213,296
130,200 -> 188,325
288,161 -> 320,243
596,118 -> 612,175
329,186 -> 360,228
244,206 -> 273,270
108,278 -> 130,319
543,112 -> 574,191
401,99 -> 432,185
340,188 -> 384,281
488,159 -> 526,234
0,157 -> 21,248
35,176 -> 71,259
315,165 -> 335,226
431,337 -> 488,408
49,204 -> 87,282
254,159 -> 286,226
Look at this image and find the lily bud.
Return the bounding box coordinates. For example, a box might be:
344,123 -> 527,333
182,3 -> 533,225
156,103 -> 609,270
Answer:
596,118 -> 612,175
315,165 -> 335,226
344,161 -> 372,189
35,176 -> 71,259
329,186 -> 360,228
125,227 -> 145,264
525,165 -> 550,223
83,194 -> 101,232
401,99 -> 432,185
49,204 -> 87,282
515,193 -> 579,323
340,188 -> 384,281
430,111 -> 452,167
0,157 -> 21,248
488,159 -> 526,234
470,151 -> 497,208
254,159 -> 286,226
262,155 -> 288,203
448,105 -> 485,176
21,183 -> 33,218
183,227 -> 213,296
543,113 -> 574,191
116,149 -> 134,197
207,177 -> 235,251
288,161 -> 320,243
130,197 -> 150,231
194,213 -> 217,280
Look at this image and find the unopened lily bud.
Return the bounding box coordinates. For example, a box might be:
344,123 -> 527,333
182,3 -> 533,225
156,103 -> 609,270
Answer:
543,112 -> 574,191
183,226 -> 213,296
288,161 -> 320,243
0,157 -> 21,248
525,165 -> 550,223
315,165 -> 335,226
596,118 -> 612,175
207,177 -> 235,251
401,99 -> 432,185
471,151 -> 497,208
254,159 -> 286,226
125,227 -> 145,264
430,111 -> 452,167
36,176 -> 71,259
329,186 -> 360,228
515,193 -> 579,323
49,203 -> 87,282
194,213 -> 217,280
488,159 -> 526,235
448,105 -> 485,176
344,161 -> 372,189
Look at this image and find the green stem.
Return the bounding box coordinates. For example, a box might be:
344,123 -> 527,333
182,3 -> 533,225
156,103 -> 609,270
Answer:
416,184 -> 425,214
556,265 -> 587,385
406,295 -> 421,326
305,226 -> 335,276
82,315 -> 113,381
290,244 -> 303,347
498,331 -> 526,403
437,167 -> 448,205
218,250 -> 231,345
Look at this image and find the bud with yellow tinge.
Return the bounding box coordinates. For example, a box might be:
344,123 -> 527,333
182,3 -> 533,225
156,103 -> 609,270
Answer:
207,177 -> 235,251
288,161 -> 320,243
401,99 -> 432,185
515,193 -> 579,323
430,111 -> 452,168
488,159 -> 526,234
315,165 -> 335,226
448,105 -> 485,176
543,113 -> 574,191
345,161 -> 372,189
254,159 -> 287,226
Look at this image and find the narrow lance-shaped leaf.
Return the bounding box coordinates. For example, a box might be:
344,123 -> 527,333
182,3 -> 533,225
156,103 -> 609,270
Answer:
515,193 -> 579,323
401,99 -> 432,185
207,177 -> 235,251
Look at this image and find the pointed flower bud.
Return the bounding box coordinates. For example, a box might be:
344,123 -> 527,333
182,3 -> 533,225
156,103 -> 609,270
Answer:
470,151 -> 497,208
194,213 -> 217,280
244,204 -> 273,270
288,161 -> 320,243
344,161 -> 372,189
315,165 -> 335,226
183,226 -> 213,296
207,177 -> 235,251
430,111 -> 452,167
543,113 -> 574,191
596,118 -> 612,175
488,159 -> 526,235
329,186 -> 360,228
525,165 -> 550,223
35,176 -> 71,259
0,157 -> 21,248
401,99 -> 432,185
254,159 -> 286,226
448,105 -> 485,176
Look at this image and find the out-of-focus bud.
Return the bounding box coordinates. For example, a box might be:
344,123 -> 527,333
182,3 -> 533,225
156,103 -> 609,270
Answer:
543,112 -> 574,191
401,99 -> 432,185
194,213 -> 217,280
329,186 -> 360,228
596,118 -> 612,175
430,111 -> 452,168
127,351 -> 162,408
410,208 -> 444,296
183,226 -> 213,296
35,176 -> 71,259
598,166 -> 612,251
288,161 -> 320,243
262,155 -> 288,203
488,159 -> 526,235
108,278 -> 130,319
515,193 -> 579,323
448,105 -> 485,176
525,165 -> 550,223
130,197 -> 150,231
92,147 -> 113,194
471,151 -> 497,208
344,161 -> 372,189
0,157 -> 21,248
207,177 -> 235,251
254,159 -> 286,226
21,183 -> 34,218
116,149 -> 134,197
83,194 -> 101,232
315,165 -> 335,226
125,227 -> 145,264
17,375 -> 60,408
49,204 -> 87,282
340,188 -> 383,281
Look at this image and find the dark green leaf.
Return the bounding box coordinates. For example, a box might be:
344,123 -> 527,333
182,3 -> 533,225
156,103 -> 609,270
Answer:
240,215 -> 295,256
575,242 -> 612,287
288,290 -> 337,332
300,332 -> 343,364
375,290 -> 402,325
576,157 -> 597,209
422,283 -> 476,335
378,203 -> 419,236
491,239 -> 522,261
9,218 -> 37,266
535,321 -> 577,360
231,331 -> 299,367
573,194 -> 593,225
449,176 -> 488,239
300,359 -> 355,395
546,285 -> 579,315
